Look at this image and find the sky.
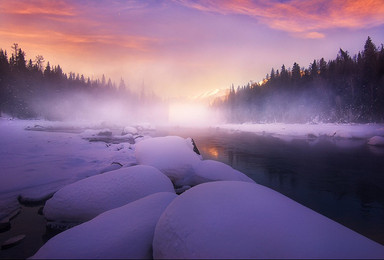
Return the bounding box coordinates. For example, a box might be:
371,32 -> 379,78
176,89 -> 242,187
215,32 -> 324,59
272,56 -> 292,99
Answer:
0,0 -> 384,99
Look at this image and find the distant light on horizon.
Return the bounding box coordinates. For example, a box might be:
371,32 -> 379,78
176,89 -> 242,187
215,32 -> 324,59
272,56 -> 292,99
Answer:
0,0 -> 384,98
168,102 -> 221,126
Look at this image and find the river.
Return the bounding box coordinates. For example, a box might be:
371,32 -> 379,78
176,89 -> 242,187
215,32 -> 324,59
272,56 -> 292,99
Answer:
1,125 -> 383,259
155,126 -> 384,245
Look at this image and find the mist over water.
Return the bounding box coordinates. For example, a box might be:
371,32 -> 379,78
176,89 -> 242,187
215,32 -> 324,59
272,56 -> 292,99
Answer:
24,85 -> 228,128
28,88 -> 169,126
214,85 -> 344,124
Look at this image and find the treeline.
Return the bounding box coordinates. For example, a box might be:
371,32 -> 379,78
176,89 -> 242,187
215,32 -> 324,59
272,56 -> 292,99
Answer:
213,37 -> 384,123
0,44 -> 165,122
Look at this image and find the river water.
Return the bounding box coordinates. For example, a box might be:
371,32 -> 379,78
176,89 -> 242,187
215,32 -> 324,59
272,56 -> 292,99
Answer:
155,126 -> 384,245
1,125 -> 383,259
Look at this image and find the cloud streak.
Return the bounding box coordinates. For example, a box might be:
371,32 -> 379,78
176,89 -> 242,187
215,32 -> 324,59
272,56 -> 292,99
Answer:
174,0 -> 384,38
0,0 -> 162,53
0,0 -> 76,16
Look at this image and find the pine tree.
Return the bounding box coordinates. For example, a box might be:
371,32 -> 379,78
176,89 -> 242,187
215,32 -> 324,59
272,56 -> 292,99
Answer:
291,62 -> 301,84
44,62 -> 51,77
118,78 -> 126,92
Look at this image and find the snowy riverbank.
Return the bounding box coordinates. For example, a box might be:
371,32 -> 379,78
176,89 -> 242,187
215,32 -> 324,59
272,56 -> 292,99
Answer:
1,118 -> 384,258
218,123 -> 384,143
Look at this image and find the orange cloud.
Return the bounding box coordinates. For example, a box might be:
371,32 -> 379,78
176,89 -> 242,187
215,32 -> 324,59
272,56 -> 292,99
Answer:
0,0 -> 76,16
0,0 -> 162,54
174,0 -> 384,38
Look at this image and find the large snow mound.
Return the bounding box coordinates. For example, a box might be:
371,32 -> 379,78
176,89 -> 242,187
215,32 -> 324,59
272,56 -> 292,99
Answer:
31,192 -> 177,259
43,165 -> 175,225
189,160 -> 255,186
153,181 -> 384,259
135,136 -> 202,186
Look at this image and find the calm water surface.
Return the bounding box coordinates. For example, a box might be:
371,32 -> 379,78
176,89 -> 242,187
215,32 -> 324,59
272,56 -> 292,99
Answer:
156,126 -> 384,245
1,125 -> 383,259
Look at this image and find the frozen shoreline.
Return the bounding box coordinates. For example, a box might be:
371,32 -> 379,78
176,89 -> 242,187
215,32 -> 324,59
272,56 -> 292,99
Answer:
217,122 -> 384,140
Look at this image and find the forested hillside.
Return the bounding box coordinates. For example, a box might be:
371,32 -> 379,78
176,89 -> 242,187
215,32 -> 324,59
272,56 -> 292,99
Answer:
0,44 -> 165,122
213,37 -> 384,123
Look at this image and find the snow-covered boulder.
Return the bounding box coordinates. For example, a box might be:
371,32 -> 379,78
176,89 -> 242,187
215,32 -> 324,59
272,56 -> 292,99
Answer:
189,160 -> 255,186
135,136 -> 202,186
153,181 -> 384,259
135,136 -> 255,187
32,192 -> 177,259
43,165 -> 175,227
122,126 -> 138,135
368,136 -> 384,146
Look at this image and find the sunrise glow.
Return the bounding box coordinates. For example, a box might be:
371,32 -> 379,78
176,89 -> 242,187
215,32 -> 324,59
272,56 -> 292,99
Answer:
0,0 -> 383,98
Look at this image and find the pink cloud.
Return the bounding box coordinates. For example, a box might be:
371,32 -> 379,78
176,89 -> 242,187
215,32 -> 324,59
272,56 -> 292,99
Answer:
0,0 -> 163,54
174,0 -> 384,37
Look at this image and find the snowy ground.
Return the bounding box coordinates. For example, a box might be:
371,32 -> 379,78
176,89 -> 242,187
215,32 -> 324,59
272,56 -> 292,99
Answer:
0,118 -> 138,222
1,118 -> 384,258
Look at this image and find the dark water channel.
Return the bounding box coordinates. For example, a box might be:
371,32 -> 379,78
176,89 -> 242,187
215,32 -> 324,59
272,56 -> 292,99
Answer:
0,203 -> 60,259
156,127 -> 384,246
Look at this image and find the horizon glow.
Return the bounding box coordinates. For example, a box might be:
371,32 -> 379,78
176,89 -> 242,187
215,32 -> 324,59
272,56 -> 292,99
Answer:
1,0 -> 384,99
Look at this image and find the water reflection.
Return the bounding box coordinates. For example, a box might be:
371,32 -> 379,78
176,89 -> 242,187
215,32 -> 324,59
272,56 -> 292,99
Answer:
155,127 -> 384,245
200,146 -> 219,159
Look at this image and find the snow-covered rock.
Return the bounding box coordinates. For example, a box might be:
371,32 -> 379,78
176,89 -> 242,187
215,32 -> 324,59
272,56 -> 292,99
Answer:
43,165 -> 175,226
80,128 -> 112,138
135,137 -> 255,187
31,192 -> 177,259
190,160 -> 255,186
1,234 -> 26,249
368,136 -> 384,146
122,126 -> 138,135
153,181 -> 384,259
135,136 -> 202,186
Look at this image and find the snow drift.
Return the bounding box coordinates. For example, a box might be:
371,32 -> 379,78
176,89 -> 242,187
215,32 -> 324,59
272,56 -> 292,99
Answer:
43,165 -> 175,227
153,181 -> 384,259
